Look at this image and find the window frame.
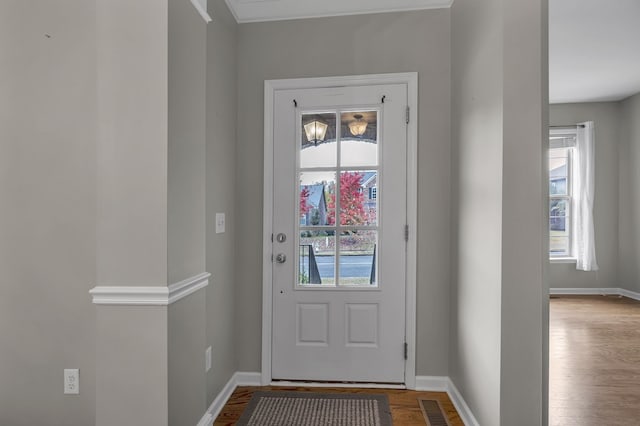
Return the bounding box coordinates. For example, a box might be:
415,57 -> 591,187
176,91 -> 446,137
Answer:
549,128 -> 578,261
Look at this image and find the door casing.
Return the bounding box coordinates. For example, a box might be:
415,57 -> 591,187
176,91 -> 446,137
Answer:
262,72 -> 418,388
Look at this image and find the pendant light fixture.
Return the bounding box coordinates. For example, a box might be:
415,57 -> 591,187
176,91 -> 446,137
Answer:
348,114 -> 367,136
304,120 -> 328,145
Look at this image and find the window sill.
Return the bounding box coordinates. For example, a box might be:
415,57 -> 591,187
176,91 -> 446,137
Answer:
550,257 -> 577,264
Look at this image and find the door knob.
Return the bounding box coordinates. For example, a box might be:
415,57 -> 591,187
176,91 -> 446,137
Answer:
275,253 -> 287,263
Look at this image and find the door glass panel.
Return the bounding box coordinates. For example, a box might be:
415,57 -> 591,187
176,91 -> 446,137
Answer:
301,112 -> 337,168
338,171 -> 377,226
299,230 -> 335,286
339,230 -> 377,286
340,111 -> 378,167
300,172 -> 335,226
297,110 -> 379,288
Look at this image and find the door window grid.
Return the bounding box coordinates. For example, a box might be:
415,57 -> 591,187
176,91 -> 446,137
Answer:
298,109 -> 380,288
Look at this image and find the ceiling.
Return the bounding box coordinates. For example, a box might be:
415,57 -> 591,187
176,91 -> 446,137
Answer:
549,0 -> 640,103
222,0 -> 640,104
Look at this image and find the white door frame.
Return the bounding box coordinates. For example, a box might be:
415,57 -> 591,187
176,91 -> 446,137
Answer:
262,72 -> 418,389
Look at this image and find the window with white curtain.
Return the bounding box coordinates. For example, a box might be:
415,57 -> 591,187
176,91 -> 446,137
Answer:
548,122 -> 598,271
549,133 -> 574,257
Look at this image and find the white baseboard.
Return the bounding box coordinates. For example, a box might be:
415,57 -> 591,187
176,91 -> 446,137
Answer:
550,287 -> 618,296
414,376 -> 479,426
235,371 -> 262,386
199,373 -> 479,426
197,371 -> 259,426
414,375 -> 449,392
445,378 -> 480,426
550,287 -> 640,301
618,288 -> 640,301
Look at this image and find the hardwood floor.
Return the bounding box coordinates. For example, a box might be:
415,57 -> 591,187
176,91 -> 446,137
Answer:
550,295 -> 640,426
213,296 -> 640,425
214,386 -> 463,425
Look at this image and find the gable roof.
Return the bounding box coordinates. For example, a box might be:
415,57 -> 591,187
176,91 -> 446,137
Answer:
301,184 -> 325,209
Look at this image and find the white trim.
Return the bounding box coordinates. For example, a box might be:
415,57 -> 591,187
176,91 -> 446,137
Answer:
549,257 -> 577,264
270,381 -> 406,390
446,378 -> 480,426
197,372 -> 244,426
235,371 -> 262,386
168,273 -> 211,304
190,0 -> 212,23
415,376 -> 480,425
618,288 -> 640,301
89,273 -> 210,305
414,375 -> 449,392
550,287 -> 640,301
549,287 -> 619,296
261,79 -> 275,385
224,0 -> 453,24
404,72 -> 418,390
196,413 -> 213,426
262,73 -> 419,388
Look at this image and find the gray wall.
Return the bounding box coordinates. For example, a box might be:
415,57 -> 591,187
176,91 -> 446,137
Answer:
450,0 -> 503,423
619,92 -> 640,292
168,0 -> 207,284
206,0 -> 240,405
96,0 -> 169,287
451,0 -> 547,424
94,0 -> 171,424
236,9 -> 452,375
0,1 -> 97,424
96,307 -> 168,426
167,0 -> 208,424
549,102 -> 620,289
499,0 -> 547,423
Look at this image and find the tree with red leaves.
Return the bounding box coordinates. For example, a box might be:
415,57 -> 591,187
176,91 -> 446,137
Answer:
326,172 -> 368,226
300,186 -> 311,216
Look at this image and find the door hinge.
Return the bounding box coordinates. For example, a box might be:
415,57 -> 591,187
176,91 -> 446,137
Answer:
404,342 -> 408,360
271,233 -> 274,242
404,225 -> 409,242
405,106 -> 410,124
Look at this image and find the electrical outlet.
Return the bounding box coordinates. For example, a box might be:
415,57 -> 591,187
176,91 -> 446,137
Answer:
205,346 -> 212,372
64,369 -> 79,394
215,213 -> 225,234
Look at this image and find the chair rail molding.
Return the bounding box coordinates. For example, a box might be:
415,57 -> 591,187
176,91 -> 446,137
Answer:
89,272 -> 211,305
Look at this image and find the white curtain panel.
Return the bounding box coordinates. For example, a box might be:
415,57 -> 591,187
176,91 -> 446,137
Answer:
574,121 -> 599,271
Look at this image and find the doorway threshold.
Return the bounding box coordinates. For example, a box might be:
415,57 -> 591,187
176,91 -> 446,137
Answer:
270,379 -> 406,389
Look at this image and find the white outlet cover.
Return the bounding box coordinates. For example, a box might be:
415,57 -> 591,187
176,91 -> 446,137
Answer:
205,346 -> 212,372
64,369 -> 79,394
215,213 -> 225,234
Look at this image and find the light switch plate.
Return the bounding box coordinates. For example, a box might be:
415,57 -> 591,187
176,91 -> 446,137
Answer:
215,213 -> 225,233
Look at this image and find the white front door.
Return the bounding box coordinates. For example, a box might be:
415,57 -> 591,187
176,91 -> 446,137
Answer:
270,83 -> 408,383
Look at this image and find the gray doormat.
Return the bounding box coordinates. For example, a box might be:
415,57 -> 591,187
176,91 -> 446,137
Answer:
237,391 -> 393,426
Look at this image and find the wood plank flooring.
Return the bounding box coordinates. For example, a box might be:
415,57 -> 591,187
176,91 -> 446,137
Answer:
550,295 -> 640,426
213,296 -> 640,425
214,386 -> 463,425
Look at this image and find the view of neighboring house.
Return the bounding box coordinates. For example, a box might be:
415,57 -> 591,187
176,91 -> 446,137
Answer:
549,163 -> 567,231
300,173 -> 378,226
361,172 -> 377,214
300,183 -> 327,226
